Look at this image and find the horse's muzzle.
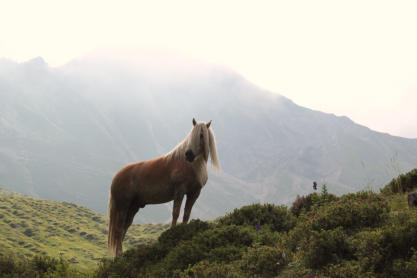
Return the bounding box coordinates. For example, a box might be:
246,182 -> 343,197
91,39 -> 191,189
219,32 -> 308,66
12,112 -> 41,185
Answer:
185,150 -> 195,162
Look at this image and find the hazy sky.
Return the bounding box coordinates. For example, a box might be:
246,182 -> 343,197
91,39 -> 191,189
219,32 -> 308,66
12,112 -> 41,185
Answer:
1,0 -> 416,138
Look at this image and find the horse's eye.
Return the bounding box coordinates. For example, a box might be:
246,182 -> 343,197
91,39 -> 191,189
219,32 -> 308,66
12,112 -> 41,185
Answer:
200,134 -> 204,140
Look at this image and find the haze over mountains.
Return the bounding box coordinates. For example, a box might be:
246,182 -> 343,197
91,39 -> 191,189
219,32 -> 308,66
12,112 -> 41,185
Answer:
1,52 -> 417,223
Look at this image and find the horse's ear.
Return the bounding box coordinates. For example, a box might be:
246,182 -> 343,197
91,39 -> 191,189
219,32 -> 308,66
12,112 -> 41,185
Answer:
192,118 -> 197,126
206,120 -> 212,128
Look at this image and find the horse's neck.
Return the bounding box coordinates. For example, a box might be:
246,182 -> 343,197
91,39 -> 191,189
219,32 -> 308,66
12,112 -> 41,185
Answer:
192,157 -> 208,187
164,137 -> 209,186
164,137 -> 189,160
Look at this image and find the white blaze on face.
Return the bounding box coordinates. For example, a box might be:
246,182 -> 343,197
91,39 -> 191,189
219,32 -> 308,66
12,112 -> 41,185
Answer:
187,122 -> 209,162
202,125 -> 210,161
186,118 -> 220,172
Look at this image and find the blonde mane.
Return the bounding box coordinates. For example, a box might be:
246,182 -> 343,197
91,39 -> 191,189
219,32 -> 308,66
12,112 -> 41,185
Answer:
164,135 -> 190,161
164,121 -> 220,185
208,127 -> 221,171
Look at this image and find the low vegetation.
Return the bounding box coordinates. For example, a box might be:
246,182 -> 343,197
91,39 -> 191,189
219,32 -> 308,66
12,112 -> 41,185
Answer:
2,168 -> 417,277
381,168 -> 417,194
0,189 -> 168,270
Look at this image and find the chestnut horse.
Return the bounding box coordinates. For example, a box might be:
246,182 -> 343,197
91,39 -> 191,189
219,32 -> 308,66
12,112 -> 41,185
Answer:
108,118 -> 220,257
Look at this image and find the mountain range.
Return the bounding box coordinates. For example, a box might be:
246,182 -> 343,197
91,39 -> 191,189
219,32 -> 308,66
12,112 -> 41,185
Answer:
1,52 -> 417,223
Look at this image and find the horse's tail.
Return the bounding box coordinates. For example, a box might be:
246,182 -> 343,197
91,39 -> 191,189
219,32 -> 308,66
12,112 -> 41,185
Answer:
108,191 -> 122,258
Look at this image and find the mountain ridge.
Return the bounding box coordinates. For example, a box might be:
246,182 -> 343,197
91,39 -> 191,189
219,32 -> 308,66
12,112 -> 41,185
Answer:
1,55 -> 417,223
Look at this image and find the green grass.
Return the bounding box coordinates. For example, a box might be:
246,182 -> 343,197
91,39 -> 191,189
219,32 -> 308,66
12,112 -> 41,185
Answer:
0,189 -> 168,270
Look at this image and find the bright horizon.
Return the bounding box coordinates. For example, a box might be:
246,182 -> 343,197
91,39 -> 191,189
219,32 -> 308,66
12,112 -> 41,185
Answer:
1,0 -> 416,138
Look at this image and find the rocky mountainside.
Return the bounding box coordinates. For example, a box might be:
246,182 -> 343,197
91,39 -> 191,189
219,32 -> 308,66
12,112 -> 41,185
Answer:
1,54 -> 417,222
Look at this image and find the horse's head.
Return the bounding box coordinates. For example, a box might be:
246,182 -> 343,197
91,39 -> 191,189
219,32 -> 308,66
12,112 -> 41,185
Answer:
185,118 -> 211,163
185,118 -> 220,171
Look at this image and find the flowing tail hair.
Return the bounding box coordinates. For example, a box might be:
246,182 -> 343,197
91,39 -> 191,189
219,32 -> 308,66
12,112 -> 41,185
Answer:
108,192 -> 124,258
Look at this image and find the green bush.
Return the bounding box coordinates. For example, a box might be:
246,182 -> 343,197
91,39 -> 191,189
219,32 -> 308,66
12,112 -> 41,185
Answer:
324,261 -> 368,278
0,255 -> 17,276
181,260 -> 243,278
381,168 -> 417,194
163,225 -> 253,274
391,249 -> 417,278
310,191 -> 389,231
300,227 -> 353,269
31,255 -> 60,273
241,245 -> 287,277
24,228 -> 35,237
158,219 -> 210,250
0,254 -> 87,278
95,243 -> 166,278
219,203 -> 296,232
96,222 -> 253,278
354,211 -> 417,274
254,229 -> 284,246
291,193 -> 316,217
291,185 -> 338,217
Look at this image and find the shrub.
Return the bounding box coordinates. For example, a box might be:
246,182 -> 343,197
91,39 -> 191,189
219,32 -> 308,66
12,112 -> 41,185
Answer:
391,249 -> 417,278
300,227 -> 354,269
291,193 -> 316,217
291,186 -> 338,217
0,254 -> 85,278
254,230 -> 284,246
96,222 -> 251,278
219,203 -> 296,232
163,225 -> 253,274
381,168 -> 417,194
0,255 -> 17,276
95,243 -> 166,278
241,245 -> 287,277
355,211 -> 417,274
31,255 -> 60,273
158,219 -> 210,250
324,261 -> 367,278
310,191 -> 389,231
181,260 -> 243,278
24,228 -> 35,237
192,225 -> 253,251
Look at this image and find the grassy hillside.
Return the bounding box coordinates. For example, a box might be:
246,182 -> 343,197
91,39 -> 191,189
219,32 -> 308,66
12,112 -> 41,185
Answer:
1,168 -> 417,277
0,189 -> 168,269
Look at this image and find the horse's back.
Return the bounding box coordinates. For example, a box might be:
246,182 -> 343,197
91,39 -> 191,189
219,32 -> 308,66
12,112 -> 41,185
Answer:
110,157 -> 190,205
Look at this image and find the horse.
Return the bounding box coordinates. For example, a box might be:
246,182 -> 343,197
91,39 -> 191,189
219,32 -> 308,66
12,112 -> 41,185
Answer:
107,118 -> 220,257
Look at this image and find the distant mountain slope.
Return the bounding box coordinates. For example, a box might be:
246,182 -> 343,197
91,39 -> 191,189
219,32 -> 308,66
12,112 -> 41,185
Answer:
0,189 -> 168,269
1,54 -> 417,223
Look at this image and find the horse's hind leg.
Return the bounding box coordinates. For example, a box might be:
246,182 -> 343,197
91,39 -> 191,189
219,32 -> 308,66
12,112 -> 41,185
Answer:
111,201 -> 141,257
121,203 -> 141,242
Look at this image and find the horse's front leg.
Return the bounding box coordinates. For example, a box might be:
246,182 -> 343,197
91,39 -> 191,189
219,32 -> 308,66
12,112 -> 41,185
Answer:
183,190 -> 201,224
172,193 -> 184,226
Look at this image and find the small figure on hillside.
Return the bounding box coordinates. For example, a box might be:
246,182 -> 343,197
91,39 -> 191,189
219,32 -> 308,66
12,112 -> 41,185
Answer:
313,181 -> 317,191
408,192 -> 417,207
255,223 -> 261,232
